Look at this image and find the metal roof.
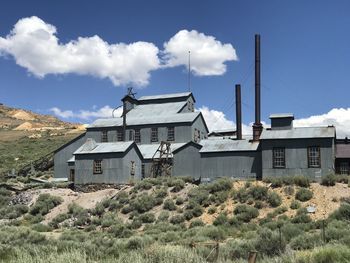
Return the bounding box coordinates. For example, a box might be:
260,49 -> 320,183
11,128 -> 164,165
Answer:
199,139 -> 259,153
88,112 -> 200,128
138,92 -> 192,101
336,144 -> 350,158
126,101 -> 187,118
138,143 -> 187,159
260,126 -> 335,140
74,141 -> 134,154
67,156 -> 75,163
269,113 -> 294,119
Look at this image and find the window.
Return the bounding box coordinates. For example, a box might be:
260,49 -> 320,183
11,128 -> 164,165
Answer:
117,130 -> 123,141
194,128 -> 200,142
69,169 -> 75,181
129,130 -> 134,141
93,160 -> 103,174
151,127 -> 158,142
273,148 -> 285,168
141,164 -> 145,178
340,162 -> 350,175
187,101 -> 194,112
135,129 -> 141,143
130,161 -> 135,176
308,146 -> 321,168
167,127 -> 175,141
101,131 -> 108,142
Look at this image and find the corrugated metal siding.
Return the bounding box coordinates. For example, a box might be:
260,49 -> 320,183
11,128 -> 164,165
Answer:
54,134 -> 86,178
200,151 -> 261,180
173,144 -> 201,179
261,138 -> 334,178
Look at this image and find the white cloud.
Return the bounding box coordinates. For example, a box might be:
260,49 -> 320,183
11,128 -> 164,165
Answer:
198,106 -> 251,134
294,108 -> 350,138
0,17 -> 238,86
0,16 -> 160,86
163,30 -> 238,76
50,105 -> 121,120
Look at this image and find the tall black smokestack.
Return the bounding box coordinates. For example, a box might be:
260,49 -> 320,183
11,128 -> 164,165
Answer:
235,84 -> 242,140
253,34 -> 263,141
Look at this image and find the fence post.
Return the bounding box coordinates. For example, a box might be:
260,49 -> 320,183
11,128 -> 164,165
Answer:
248,251 -> 257,263
214,242 -> 219,262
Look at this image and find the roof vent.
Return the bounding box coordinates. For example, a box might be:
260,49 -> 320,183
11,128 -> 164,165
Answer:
270,113 -> 294,130
81,138 -> 97,152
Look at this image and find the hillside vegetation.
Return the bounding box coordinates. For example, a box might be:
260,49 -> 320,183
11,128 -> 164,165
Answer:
1,175 -> 350,262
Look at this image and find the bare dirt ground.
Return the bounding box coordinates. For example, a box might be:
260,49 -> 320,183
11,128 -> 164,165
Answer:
27,188 -> 121,224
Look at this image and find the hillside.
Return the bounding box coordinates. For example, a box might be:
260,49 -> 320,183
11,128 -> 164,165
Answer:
0,104 -> 85,175
1,175 -> 350,262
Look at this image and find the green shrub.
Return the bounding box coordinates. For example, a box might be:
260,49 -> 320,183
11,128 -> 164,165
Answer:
208,206 -> 217,214
248,186 -> 268,201
155,188 -> 168,198
291,208 -> 311,223
92,202 -> 105,216
295,188 -> 313,202
321,174 -> 336,186
139,212 -> 155,223
330,203 -> 350,221
233,204 -> 259,222
188,187 -> 209,206
130,194 -> 156,213
206,178 -> 232,193
263,177 -> 283,188
200,226 -> 225,241
255,228 -> 286,256
293,175 -> 310,188
290,199 -> 301,209
209,190 -> 230,205
175,197 -> 184,205
283,185 -> 295,196
29,194 -> 63,216
190,219 -> 204,228
335,174 -> 349,184
304,244 -> 350,263
157,211 -> 169,222
169,179 -> 185,193
24,214 -> 44,224
281,223 -> 303,241
290,232 -> 321,250
184,210 -> 194,220
254,200 -> 265,209
134,180 -> 153,190
126,236 -> 144,250
222,239 -> 255,259
163,199 -> 176,211
115,191 -> 129,204
31,223 -> 52,232
213,213 -> 228,226
267,191 -> 282,207
169,215 -> 185,224
159,231 -> 180,243
129,218 -> 142,229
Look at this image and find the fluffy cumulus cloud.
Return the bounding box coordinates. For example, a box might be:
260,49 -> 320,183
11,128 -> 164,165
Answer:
198,106 -> 251,134
163,30 -> 237,76
294,108 -> 350,138
0,17 -> 237,86
50,105 -> 121,120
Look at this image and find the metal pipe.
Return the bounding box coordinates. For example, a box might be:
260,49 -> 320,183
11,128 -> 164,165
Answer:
235,84 -> 242,140
122,101 -> 126,141
255,34 -> 261,125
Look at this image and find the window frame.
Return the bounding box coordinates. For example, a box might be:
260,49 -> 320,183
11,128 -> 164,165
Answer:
308,146 -> 321,168
93,160 -> 103,174
272,147 -> 286,169
101,130 -> 108,142
167,127 -> 175,141
117,130 -> 123,142
134,129 -> 141,143
151,127 -> 158,142
129,130 -> 134,141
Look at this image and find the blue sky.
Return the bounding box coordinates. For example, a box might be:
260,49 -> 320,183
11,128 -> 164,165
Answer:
0,0 -> 349,136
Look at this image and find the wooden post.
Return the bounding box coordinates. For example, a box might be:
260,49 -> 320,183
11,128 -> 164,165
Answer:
214,242 -> 219,262
248,251 -> 257,263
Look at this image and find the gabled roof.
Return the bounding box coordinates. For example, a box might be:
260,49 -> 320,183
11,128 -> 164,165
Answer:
54,132 -> 86,153
260,126 -> 335,140
138,92 -> 193,101
74,141 -> 134,155
336,144 -> 350,158
126,101 -> 187,118
199,139 -> 259,153
88,112 -> 201,128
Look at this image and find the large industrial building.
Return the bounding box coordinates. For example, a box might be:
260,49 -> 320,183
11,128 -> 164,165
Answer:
53,35 -> 350,184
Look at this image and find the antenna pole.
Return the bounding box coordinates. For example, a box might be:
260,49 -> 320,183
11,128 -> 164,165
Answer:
188,51 -> 191,92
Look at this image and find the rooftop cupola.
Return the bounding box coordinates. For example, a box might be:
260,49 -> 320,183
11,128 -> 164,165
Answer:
270,113 -> 294,130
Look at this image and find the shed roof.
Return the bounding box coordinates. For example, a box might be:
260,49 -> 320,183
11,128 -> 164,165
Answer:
74,141 -> 134,154
199,139 -> 259,153
138,143 -> 187,159
88,112 -> 200,128
269,113 -> 294,119
336,144 -> 350,158
138,92 -> 192,101
67,156 -> 75,163
260,126 -> 335,140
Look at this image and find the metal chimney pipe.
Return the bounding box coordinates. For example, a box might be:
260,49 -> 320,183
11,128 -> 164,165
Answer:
122,101 -> 126,141
235,84 -> 242,140
255,34 -> 261,125
252,34 -> 263,141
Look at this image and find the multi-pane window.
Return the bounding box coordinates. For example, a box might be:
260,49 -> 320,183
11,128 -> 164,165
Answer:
273,148 -> 285,168
308,146 -> 321,168
167,127 -> 175,141
117,130 -> 123,141
187,101 -> 194,112
151,128 -> 158,142
340,162 -> 350,175
129,130 -> 134,141
69,169 -> 75,181
194,128 -> 200,142
135,129 -> 141,143
93,160 -> 103,174
101,131 -> 108,142
141,164 -> 145,178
